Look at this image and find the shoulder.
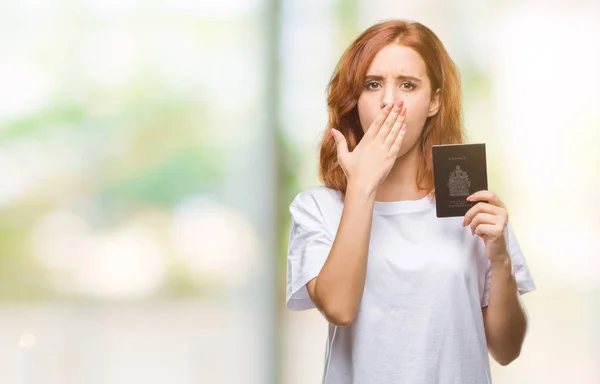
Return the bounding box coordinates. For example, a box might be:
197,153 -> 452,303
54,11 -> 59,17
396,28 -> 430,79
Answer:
288,185 -> 344,229
290,185 -> 343,211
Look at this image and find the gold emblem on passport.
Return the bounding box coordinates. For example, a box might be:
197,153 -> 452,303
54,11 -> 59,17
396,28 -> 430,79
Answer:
447,165 -> 471,197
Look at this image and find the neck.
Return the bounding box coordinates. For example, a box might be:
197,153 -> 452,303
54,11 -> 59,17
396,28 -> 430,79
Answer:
376,144 -> 429,202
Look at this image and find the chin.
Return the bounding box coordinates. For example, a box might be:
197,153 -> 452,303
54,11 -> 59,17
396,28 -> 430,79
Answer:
395,141 -> 420,160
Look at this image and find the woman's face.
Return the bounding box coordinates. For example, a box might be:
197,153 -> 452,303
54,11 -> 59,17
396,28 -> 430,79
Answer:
357,43 -> 440,157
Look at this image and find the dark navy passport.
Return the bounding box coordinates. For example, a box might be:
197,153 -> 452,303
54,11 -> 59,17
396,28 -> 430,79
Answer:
432,143 -> 488,218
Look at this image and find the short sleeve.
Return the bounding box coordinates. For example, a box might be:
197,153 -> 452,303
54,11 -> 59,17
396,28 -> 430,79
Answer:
481,221 -> 536,307
285,192 -> 333,311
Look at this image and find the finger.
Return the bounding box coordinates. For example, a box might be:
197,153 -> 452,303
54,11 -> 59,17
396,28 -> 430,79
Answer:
364,104 -> 394,140
376,102 -> 403,142
385,112 -> 404,149
384,109 -> 406,149
389,122 -> 407,154
463,203 -> 505,227
474,223 -> 503,239
467,190 -> 505,208
462,202 -> 505,227
330,129 -> 349,157
469,213 -> 501,235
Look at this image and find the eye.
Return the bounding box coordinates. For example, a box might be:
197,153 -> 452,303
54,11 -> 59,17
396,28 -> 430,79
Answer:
400,81 -> 416,90
364,81 -> 381,90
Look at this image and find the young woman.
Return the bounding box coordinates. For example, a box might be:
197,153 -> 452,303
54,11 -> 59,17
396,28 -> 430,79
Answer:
285,20 -> 535,383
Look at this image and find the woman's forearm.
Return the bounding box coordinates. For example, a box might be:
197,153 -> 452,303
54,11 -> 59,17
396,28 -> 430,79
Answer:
309,181 -> 376,326
483,255 -> 528,365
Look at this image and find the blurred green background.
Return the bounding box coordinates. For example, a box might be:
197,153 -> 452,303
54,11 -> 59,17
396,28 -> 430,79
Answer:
0,0 -> 598,383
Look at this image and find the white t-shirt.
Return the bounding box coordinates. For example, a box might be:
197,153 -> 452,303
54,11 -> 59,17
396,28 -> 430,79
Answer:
286,186 -> 536,384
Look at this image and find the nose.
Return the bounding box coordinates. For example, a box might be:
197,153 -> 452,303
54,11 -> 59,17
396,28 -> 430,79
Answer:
381,84 -> 401,108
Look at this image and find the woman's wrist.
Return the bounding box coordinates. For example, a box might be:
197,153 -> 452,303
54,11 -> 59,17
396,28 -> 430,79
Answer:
490,253 -> 512,271
346,180 -> 378,203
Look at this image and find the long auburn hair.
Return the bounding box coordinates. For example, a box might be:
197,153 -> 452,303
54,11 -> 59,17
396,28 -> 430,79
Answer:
319,20 -> 463,198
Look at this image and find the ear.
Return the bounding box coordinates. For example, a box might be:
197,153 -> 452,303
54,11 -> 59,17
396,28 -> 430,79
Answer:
427,88 -> 441,117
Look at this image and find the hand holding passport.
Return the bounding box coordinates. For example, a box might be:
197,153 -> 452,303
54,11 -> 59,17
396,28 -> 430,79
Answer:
432,143 -> 488,218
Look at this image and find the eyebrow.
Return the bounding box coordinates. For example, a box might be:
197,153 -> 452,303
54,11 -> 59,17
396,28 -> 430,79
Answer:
365,74 -> 422,83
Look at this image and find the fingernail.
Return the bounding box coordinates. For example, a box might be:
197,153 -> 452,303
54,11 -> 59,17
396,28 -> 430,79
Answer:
396,101 -> 404,108
400,123 -> 407,132
400,107 -> 406,117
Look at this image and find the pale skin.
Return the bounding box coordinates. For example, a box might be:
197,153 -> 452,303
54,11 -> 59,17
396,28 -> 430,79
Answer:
307,43 -> 528,366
